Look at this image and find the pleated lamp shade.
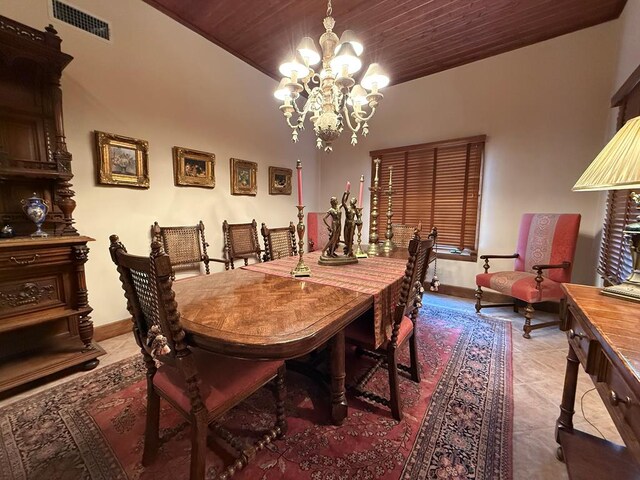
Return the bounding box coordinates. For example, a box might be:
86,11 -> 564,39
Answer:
573,115 -> 640,191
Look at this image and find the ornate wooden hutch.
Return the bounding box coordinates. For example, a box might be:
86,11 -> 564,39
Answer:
0,16 -> 103,393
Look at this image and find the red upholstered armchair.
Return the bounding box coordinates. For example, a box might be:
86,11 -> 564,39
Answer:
307,211 -> 329,253
475,213 -> 581,338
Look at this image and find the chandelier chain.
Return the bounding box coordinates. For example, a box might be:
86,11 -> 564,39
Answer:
326,0 -> 332,17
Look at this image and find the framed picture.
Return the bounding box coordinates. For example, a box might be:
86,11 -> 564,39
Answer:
230,158 -> 257,196
95,131 -> 149,188
173,146 -> 215,188
269,166 -> 292,195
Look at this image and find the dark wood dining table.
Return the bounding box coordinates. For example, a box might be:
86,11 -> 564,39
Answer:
173,268 -> 372,425
172,249 -> 412,425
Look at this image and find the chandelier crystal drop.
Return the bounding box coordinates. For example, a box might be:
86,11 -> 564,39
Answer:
274,0 -> 389,152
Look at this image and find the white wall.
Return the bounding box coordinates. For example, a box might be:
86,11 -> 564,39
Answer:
613,0 -> 640,91
3,0 -> 317,325
318,21 -> 620,289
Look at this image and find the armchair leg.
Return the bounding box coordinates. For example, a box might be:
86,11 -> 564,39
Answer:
408,332 -> 421,383
244,258 -> 249,266
387,349 -> 402,421
142,387 -> 161,466
229,260 -> 234,270
475,286 -> 483,312
523,303 -> 534,339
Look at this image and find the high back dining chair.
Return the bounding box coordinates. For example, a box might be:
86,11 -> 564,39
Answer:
222,219 -> 262,269
261,222 -> 297,261
475,213 -> 581,338
346,228 -> 435,420
109,236 -> 286,480
151,220 -> 228,279
392,222 -> 422,248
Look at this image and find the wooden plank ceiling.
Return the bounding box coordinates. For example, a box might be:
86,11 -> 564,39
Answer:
144,0 -> 626,86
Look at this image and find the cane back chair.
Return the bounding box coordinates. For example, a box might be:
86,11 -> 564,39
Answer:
151,220 -> 228,279
222,219 -> 262,269
475,213 -> 581,338
261,222 -> 297,261
392,222 -> 422,249
346,228 -> 435,420
109,236 -> 286,480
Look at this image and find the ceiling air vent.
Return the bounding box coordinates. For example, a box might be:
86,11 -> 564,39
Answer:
50,0 -> 110,41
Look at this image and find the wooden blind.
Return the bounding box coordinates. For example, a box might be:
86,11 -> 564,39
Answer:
599,70 -> 640,284
371,135 -> 485,253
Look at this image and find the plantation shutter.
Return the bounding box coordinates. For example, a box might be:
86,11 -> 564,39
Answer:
599,67 -> 640,284
371,135 -> 485,254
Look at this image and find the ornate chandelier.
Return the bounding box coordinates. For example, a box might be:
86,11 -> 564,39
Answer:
274,0 -> 389,152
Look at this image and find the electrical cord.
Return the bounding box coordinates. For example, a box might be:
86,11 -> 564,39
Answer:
580,387 -> 606,440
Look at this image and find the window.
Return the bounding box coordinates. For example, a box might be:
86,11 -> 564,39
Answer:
370,135 -> 485,261
600,65 -> 640,284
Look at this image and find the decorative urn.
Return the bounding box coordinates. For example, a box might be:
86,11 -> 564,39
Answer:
21,193 -> 49,237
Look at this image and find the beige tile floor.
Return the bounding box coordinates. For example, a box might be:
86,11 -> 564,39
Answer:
0,293 -> 623,479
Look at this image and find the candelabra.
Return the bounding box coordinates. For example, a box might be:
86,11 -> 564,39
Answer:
291,205 -> 311,277
367,158 -> 381,256
382,166 -> 395,253
354,207 -> 367,258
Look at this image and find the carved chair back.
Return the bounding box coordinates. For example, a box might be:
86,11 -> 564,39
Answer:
261,222 -> 297,261
151,221 -> 210,279
392,222 -> 422,248
390,229 -> 435,345
222,219 -> 262,268
109,236 -> 200,386
514,213 -> 581,282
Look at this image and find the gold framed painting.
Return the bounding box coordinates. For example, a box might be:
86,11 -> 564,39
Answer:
230,158 -> 257,196
173,147 -> 215,188
95,131 -> 149,188
269,166 -> 292,195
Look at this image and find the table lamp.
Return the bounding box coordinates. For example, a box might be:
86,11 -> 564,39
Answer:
573,115 -> 640,302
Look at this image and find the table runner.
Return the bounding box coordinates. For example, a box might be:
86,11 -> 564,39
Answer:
243,251 -> 408,348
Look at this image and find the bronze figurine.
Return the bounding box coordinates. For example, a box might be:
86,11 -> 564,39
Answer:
342,192 -> 358,257
319,193 -> 358,266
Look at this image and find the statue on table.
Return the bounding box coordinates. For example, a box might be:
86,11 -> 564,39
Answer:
342,191 -> 357,258
319,192 -> 359,266
322,196 -> 342,257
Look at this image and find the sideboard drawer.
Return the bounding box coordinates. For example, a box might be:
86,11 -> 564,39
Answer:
0,246 -> 73,271
566,305 -> 600,374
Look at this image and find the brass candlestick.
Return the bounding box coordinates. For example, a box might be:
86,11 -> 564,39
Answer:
382,165 -> 395,253
291,205 -> 311,277
354,207 -> 367,258
367,158 -> 381,256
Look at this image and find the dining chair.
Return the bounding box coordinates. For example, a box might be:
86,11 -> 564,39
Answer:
392,222 -> 422,248
261,222 -> 297,261
108,236 -> 286,480
222,219 -> 262,269
475,213 -> 581,338
346,228 -> 435,421
151,220 -> 229,279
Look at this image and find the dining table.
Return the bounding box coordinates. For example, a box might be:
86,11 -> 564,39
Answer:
173,250 -> 410,425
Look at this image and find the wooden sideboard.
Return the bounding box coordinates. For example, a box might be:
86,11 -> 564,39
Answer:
0,17 -> 104,393
556,283 -> 640,479
0,236 -> 104,393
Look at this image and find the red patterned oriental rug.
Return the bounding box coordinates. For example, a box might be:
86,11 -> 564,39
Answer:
0,305 -> 513,480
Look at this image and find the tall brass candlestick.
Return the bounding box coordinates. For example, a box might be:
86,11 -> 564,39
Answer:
382,165 -> 395,253
291,205 -> 311,277
354,207 -> 367,258
367,158 -> 381,256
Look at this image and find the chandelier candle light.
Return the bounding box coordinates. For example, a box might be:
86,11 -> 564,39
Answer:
274,0 -> 390,152
292,160 -> 311,277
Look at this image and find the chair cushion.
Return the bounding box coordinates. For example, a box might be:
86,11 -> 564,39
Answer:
153,348 -> 282,417
476,271 -> 564,303
346,314 -> 414,349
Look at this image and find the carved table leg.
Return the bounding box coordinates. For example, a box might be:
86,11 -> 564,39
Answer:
328,330 -> 348,425
555,343 -> 580,461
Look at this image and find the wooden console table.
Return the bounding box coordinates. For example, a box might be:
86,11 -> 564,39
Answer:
556,283 -> 640,479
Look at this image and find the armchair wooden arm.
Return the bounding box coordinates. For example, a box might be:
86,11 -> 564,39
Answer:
209,257 -> 230,269
480,253 -> 519,273
533,261 -> 571,290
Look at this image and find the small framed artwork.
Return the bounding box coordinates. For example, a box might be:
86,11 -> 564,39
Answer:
269,166 -> 292,195
95,131 -> 149,188
230,158 -> 257,196
173,146 -> 215,188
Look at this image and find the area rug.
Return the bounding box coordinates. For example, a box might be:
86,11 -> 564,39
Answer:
0,305 -> 512,480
